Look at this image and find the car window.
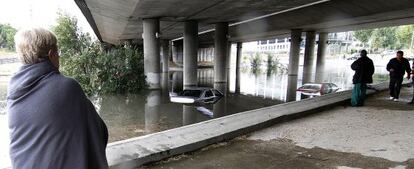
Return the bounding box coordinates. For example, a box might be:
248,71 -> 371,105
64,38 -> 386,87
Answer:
327,83 -> 332,88
323,84 -> 330,93
213,89 -> 222,96
180,90 -> 202,97
302,84 -> 321,90
205,90 -> 214,97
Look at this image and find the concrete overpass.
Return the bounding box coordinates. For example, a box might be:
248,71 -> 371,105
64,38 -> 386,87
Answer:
76,0 -> 414,100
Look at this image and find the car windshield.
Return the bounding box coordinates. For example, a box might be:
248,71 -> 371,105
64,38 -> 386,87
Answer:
179,90 -> 202,97
213,89 -> 223,96
329,83 -> 338,88
205,90 -> 214,97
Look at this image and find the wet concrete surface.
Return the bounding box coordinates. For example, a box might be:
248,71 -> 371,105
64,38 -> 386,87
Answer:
144,138 -> 413,169
143,87 -> 414,169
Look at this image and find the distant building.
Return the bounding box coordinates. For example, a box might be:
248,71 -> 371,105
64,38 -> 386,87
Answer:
327,32 -> 357,54
253,32 -> 361,56
256,38 -> 303,54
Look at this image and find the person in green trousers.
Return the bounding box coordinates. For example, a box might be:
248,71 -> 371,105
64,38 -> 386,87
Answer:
351,50 -> 375,106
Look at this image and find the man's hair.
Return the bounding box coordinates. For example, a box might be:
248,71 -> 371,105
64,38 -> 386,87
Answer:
360,49 -> 367,56
14,27 -> 58,64
397,51 -> 404,56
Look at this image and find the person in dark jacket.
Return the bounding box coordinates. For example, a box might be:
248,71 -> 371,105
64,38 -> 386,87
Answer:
350,50 -> 375,106
7,28 -> 109,169
386,51 -> 411,102
409,60 -> 414,104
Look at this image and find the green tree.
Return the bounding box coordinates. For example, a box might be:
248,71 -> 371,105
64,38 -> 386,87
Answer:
0,24 -> 17,50
265,53 -> 286,75
353,29 -> 373,44
52,12 -> 146,95
353,25 -> 414,51
395,25 -> 414,49
250,53 -> 262,74
52,12 -> 86,56
371,27 -> 397,50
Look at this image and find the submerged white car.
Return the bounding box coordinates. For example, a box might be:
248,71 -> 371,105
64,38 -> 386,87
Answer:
297,83 -> 340,96
170,88 -> 224,104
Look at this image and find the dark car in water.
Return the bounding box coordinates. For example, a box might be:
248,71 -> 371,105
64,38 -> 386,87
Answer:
170,88 -> 223,104
297,83 -> 340,96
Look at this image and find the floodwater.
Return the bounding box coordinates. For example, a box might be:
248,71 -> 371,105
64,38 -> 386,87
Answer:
92,70 -> 283,142
0,57 -> 390,168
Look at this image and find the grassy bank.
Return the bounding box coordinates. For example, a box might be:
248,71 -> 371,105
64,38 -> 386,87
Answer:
0,49 -> 16,58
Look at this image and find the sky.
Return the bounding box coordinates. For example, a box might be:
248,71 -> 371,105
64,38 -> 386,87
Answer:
0,0 -> 96,39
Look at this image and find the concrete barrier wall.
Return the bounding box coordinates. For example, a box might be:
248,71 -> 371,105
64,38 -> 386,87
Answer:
106,82 -> 396,169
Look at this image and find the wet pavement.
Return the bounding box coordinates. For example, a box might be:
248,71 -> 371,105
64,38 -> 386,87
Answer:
143,87 -> 414,169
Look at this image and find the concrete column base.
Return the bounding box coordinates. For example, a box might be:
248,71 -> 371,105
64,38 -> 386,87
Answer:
286,75 -> 298,102
146,72 -> 161,89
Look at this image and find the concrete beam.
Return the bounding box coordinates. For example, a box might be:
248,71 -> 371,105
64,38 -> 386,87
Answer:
106,82 -> 395,169
302,31 -> 316,84
286,29 -> 302,102
183,20 -> 198,89
143,18 -> 161,89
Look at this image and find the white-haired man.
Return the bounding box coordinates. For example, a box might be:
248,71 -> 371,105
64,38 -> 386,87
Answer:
7,28 -> 108,169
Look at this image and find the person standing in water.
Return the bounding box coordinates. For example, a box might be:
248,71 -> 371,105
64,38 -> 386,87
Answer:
350,50 -> 375,107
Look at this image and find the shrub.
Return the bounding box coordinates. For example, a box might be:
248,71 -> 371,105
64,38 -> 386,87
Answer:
250,53 -> 262,74
53,12 -> 146,95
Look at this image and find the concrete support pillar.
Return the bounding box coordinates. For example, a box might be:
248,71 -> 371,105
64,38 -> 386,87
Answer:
172,71 -> 183,93
161,40 -> 170,73
144,90 -> 161,132
315,32 -> 328,83
160,73 -> 169,98
302,31 -> 316,84
172,41 -> 178,65
226,42 -> 231,92
235,42 -> 242,94
184,20 -> 198,89
286,29 -> 302,102
172,40 -> 183,66
214,22 -> 229,94
143,18 -> 160,89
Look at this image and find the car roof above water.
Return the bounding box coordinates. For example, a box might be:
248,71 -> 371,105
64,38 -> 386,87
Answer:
183,87 -> 215,91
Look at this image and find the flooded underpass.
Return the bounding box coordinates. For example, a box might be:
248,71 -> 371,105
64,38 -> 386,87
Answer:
97,56 -> 390,143
0,56 -> 392,167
